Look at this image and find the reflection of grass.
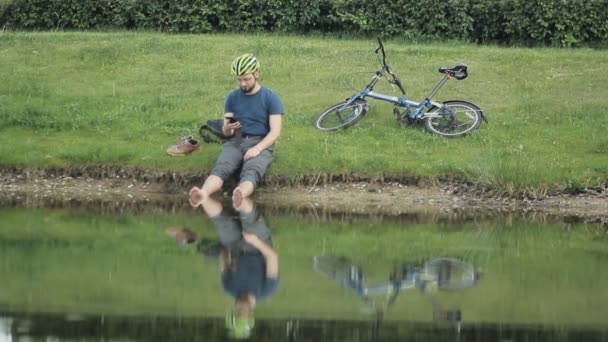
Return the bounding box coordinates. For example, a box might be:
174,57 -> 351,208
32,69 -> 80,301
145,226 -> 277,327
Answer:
0,207 -> 606,325
0,32 -> 606,194
0,208 -> 228,316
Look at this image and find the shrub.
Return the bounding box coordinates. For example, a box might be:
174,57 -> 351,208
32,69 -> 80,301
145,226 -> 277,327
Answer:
1,0 -> 607,46
470,0 -> 608,47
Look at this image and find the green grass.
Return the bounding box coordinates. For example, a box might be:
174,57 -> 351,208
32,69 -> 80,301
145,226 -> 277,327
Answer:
0,32 -> 607,193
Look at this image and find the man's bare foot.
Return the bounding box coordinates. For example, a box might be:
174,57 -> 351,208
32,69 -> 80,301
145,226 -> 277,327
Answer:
235,196 -> 254,213
232,187 -> 243,208
189,187 -> 207,208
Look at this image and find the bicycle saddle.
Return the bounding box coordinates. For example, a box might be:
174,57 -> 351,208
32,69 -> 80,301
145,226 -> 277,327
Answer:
439,63 -> 468,80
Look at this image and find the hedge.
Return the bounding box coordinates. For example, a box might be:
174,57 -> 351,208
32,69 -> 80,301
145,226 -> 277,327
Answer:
1,0 -> 608,47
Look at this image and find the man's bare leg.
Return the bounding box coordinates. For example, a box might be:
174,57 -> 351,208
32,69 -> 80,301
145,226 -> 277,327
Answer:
190,175 -> 224,207
201,195 -> 223,217
232,180 -> 254,208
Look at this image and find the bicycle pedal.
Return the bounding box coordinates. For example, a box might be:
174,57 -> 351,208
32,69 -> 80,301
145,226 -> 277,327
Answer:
398,116 -> 416,127
392,107 -> 401,120
361,102 -> 370,111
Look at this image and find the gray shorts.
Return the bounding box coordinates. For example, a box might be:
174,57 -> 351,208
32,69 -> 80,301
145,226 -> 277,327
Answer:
211,208 -> 272,253
210,136 -> 274,188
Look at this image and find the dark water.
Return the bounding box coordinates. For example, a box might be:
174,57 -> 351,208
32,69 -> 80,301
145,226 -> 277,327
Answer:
0,197 -> 607,341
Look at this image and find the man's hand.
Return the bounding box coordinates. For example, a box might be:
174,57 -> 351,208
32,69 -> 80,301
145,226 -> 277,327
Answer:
244,147 -> 261,160
242,231 -> 261,246
225,121 -> 241,130
223,117 -> 241,137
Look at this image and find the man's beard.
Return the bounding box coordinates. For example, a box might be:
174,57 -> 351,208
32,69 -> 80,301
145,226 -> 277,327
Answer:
240,84 -> 256,94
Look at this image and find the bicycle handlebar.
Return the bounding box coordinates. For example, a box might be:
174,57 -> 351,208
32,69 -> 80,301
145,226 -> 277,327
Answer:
374,36 -> 406,94
375,36 -> 387,68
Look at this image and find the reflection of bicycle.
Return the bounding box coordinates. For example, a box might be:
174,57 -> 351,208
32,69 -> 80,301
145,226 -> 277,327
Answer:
313,37 -> 487,137
313,256 -> 481,333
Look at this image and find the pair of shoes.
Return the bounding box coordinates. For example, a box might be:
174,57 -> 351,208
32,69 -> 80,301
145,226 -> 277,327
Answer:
166,135 -> 201,156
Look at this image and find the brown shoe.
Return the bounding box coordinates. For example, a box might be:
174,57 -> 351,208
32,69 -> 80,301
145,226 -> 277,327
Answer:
166,135 -> 201,156
165,226 -> 198,245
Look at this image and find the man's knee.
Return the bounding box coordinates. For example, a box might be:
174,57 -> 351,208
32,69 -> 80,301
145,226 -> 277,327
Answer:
211,158 -> 243,181
240,158 -> 273,185
239,173 -> 261,188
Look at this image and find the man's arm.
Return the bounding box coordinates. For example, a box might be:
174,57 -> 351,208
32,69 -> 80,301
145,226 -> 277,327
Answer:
244,114 -> 281,161
256,114 -> 282,150
242,232 -> 279,278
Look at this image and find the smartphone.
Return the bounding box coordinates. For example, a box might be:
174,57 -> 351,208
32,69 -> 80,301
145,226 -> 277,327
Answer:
227,117 -> 237,123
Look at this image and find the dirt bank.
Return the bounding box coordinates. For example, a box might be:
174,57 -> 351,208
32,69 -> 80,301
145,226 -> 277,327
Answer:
0,167 -> 606,224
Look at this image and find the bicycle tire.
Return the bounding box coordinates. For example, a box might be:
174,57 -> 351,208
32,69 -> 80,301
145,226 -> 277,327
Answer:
424,257 -> 478,290
313,99 -> 368,131
424,100 -> 483,138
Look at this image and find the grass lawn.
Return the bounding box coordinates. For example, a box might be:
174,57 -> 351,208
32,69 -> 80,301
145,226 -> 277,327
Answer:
0,32 -> 606,195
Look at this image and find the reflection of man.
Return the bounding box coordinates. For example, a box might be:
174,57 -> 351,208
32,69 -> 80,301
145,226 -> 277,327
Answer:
201,196 -> 279,339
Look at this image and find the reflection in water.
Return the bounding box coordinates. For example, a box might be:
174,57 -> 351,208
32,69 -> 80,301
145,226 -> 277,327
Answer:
313,255 -> 481,337
0,317 -> 11,341
2,194 -> 606,227
1,199 -> 607,341
2,310 -> 608,342
166,196 -> 279,339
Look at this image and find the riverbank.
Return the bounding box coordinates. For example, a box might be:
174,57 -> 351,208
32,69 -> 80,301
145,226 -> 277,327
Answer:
1,167 -> 606,225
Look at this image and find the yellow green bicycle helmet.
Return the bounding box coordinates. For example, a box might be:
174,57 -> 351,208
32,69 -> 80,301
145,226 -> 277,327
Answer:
231,53 -> 259,76
225,311 -> 254,339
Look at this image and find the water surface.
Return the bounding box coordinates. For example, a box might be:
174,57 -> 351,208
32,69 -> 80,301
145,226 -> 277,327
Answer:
0,199 -> 606,341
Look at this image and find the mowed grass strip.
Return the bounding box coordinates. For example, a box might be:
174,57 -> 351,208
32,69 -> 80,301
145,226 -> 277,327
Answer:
0,32 -> 606,193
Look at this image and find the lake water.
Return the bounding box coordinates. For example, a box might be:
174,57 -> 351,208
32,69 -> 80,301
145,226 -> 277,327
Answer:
0,197 -> 607,341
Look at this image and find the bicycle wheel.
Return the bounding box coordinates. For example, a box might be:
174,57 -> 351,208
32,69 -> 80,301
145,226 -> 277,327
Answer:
424,100 -> 483,138
423,257 -> 479,290
313,99 -> 368,131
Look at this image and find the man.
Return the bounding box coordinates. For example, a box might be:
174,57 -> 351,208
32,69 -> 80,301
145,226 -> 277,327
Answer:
190,53 -> 284,206
165,195 -> 279,339
202,195 -> 279,339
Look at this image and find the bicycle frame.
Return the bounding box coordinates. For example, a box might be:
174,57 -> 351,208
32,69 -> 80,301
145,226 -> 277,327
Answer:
340,37 -> 453,120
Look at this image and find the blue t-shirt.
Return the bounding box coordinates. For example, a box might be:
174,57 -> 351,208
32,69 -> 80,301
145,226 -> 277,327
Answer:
221,252 -> 280,301
224,87 -> 284,136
